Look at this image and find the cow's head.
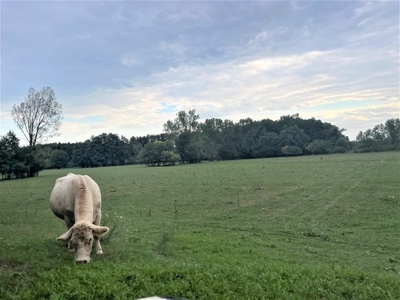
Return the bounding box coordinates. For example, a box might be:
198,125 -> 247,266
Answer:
57,221 -> 109,263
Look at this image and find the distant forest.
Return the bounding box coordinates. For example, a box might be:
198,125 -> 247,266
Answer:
1,112 -> 399,178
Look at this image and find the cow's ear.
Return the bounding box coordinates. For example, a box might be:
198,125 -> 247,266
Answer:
93,226 -> 109,237
57,228 -> 73,242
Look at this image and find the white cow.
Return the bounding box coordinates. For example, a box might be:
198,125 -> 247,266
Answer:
50,173 -> 109,263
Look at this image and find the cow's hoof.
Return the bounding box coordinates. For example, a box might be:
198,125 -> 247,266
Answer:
96,250 -> 104,255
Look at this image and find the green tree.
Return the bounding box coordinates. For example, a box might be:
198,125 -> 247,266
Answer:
306,139 -> 331,155
137,140 -> 176,166
0,131 -> 45,179
176,131 -> 204,163
336,137 -> 350,149
163,109 -> 200,140
77,133 -> 132,167
219,120 -> 239,160
356,130 -> 377,152
129,137 -> 143,163
34,145 -> 53,168
355,118 -> 399,152
50,149 -> 70,169
281,145 -> 303,156
279,125 -> 310,151
251,131 -> 281,157
371,123 -> 387,141
161,151 -> 181,166
199,118 -> 224,161
163,109 -> 202,163
27,149 -> 46,177
234,118 -> 257,158
70,143 -> 88,167
137,143 -> 159,166
385,118 -> 400,147
0,131 -> 20,179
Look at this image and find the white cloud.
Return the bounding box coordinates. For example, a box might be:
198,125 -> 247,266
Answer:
248,26 -> 288,45
251,31 -> 269,43
2,1 -> 398,143
121,52 -> 139,67
49,46 -> 398,142
353,1 -> 376,19
309,101 -> 400,139
290,1 -> 306,12
159,41 -> 186,56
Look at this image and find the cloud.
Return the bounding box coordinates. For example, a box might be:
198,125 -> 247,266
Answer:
120,52 -> 139,67
353,1 -> 376,19
50,44 -> 397,142
250,31 -> 270,44
1,1 -> 398,143
309,101 -> 400,138
290,1 -> 306,12
248,26 -> 288,45
159,41 -> 187,56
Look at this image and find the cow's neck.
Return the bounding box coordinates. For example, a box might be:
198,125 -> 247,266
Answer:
74,178 -> 93,223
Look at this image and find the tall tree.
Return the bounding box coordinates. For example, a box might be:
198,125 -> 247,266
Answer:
385,118 -> 400,146
176,131 -> 204,163
50,149 -> 70,169
137,140 -> 177,166
279,125 -> 310,151
355,118 -> 399,152
163,109 -> 200,139
163,109 -> 202,163
200,118 -> 224,161
0,131 -> 20,179
0,131 -> 46,178
251,131 -> 281,157
11,87 -> 62,147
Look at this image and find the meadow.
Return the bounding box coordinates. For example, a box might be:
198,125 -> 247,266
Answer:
0,152 -> 399,299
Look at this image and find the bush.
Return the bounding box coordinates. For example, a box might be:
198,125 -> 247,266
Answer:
50,150 -> 70,169
281,146 -> 303,156
306,140 -> 330,155
333,146 -> 347,153
161,151 -> 181,166
137,141 -> 180,166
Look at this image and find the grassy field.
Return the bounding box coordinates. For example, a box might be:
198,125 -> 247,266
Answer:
0,152 -> 399,299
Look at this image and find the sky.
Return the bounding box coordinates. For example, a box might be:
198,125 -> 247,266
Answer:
1,0 -> 399,145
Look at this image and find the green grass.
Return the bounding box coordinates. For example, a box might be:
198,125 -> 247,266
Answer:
1,152 -> 399,299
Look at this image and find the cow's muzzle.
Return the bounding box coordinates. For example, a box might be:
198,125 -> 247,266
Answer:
76,259 -> 88,264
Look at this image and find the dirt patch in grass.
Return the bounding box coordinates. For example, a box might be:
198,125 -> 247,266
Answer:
0,261 -> 26,272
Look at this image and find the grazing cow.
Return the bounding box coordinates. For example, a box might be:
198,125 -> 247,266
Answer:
50,173 -> 109,263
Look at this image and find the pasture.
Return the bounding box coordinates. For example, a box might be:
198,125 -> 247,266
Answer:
1,152 -> 399,299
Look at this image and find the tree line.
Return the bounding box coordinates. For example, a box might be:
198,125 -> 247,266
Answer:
2,110 -> 399,179
355,118 -> 400,153
1,85 -> 399,179
1,110 -> 388,179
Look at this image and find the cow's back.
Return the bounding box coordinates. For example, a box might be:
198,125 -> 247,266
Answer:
50,173 -> 101,221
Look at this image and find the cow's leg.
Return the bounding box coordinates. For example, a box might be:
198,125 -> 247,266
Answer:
93,213 -> 104,255
64,216 -> 75,253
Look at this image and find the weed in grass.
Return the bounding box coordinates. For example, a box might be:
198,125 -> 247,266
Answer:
252,181 -> 265,190
302,230 -> 331,241
154,224 -> 177,257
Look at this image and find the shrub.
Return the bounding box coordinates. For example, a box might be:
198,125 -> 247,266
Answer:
281,146 -> 303,156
